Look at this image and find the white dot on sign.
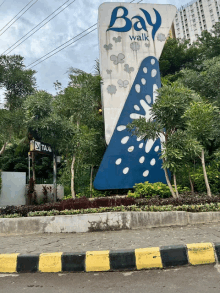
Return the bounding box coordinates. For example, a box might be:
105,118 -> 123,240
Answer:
139,143 -> 144,148
141,78 -> 146,85
135,84 -> 141,93
145,95 -> 151,104
128,146 -> 134,152
150,158 -> 156,166
143,170 -> 149,177
117,125 -> 126,131
143,67 -> 147,73
153,84 -> 159,103
134,105 -> 140,111
115,158 -> 122,165
137,137 -> 142,142
130,113 -> 140,119
139,156 -> 145,163
151,59 -> 155,65
154,146 -> 159,152
151,69 -> 157,78
121,136 -> 129,144
123,167 -> 129,174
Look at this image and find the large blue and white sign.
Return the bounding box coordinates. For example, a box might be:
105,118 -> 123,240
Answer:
94,3 -> 177,190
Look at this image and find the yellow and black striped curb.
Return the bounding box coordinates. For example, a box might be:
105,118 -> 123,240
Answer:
1,242 -> 220,273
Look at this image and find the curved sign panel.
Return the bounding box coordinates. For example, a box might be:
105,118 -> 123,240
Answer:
94,3 -> 177,190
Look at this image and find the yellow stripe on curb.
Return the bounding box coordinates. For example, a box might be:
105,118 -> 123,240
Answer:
135,247 -> 163,269
0,254 -> 19,273
86,250 -> 110,272
187,243 -> 215,265
39,252 -> 62,272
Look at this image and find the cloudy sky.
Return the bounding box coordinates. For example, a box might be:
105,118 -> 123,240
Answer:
0,0 -> 190,102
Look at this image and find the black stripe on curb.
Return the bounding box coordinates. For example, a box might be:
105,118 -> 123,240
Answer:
17,254 -> 39,273
109,250 -> 136,270
160,245 -> 188,268
62,252 -> 85,272
214,242 -> 220,262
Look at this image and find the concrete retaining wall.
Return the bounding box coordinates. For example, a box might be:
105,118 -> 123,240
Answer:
1,211 -> 220,236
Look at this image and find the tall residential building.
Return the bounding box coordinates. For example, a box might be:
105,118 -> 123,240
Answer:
174,0 -> 220,43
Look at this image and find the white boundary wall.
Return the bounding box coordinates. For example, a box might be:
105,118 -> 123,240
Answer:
0,172 -> 64,206
0,172 -> 26,207
26,184 -> 64,204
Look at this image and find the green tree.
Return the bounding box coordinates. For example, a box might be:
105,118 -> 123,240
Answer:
0,55 -> 36,111
0,108 -> 25,156
26,69 -> 105,199
159,38 -> 199,77
127,83 -> 201,198
52,69 -> 105,198
196,22 -> 220,61
0,55 -> 36,156
180,56 -> 220,106
183,101 -> 219,197
161,130 -> 202,196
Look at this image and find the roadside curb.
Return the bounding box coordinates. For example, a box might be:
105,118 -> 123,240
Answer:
1,211 -> 220,235
0,242 -> 220,273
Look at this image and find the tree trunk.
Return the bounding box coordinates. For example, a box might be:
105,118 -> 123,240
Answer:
71,154 -> 76,199
189,172 -> 194,196
162,159 -> 177,198
90,165 -> 93,198
173,173 -> 179,198
70,120 -> 79,199
201,149 -> 212,197
0,142 -> 7,156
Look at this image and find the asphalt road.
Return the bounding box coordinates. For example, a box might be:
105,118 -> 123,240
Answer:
0,265 -> 220,293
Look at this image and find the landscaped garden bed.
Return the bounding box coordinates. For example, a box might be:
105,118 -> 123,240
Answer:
2,194 -> 220,218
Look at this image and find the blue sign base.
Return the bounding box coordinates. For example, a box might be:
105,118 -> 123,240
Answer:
94,56 -> 167,190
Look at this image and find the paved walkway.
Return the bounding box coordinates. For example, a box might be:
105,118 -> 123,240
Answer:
1,223 -> 220,254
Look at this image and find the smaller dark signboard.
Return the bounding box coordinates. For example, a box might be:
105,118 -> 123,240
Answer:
30,140 -> 52,155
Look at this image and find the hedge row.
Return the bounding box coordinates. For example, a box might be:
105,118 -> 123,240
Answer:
1,195 -> 220,217
0,197 -> 135,217
1,202 -> 220,218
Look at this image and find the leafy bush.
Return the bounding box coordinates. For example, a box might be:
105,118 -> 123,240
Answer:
190,166 -> 220,194
22,202 -> 220,217
176,164 -> 220,194
128,181 -> 189,199
0,196 -> 135,217
63,194 -> 72,200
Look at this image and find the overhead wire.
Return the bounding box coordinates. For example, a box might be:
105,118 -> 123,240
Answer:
0,0 -> 6,9
0,0 -> 38,36
28,0 -> 144,69
2,0 -> 76,55
0,0 -> 34,33
28,24 -> 97,68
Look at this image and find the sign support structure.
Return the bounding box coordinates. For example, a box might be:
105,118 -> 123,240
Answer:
29,140 -> 57,202
53,152 -> 57,202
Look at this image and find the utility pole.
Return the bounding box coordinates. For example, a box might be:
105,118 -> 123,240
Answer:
32,152 -> 36,182
28,152 -> 31,182
53,152 -> 57,202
